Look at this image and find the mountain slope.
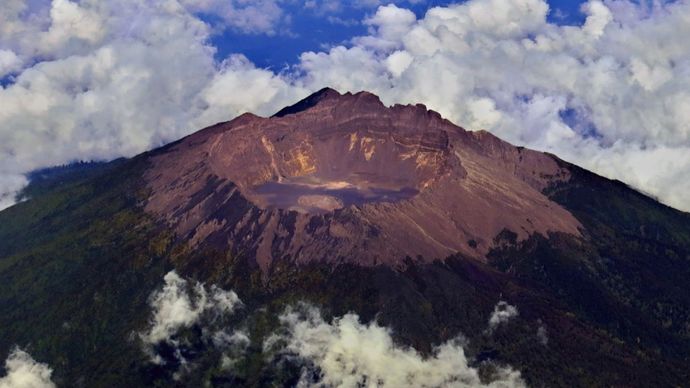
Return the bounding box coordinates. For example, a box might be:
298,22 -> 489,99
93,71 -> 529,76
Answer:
0,89 -> 689,387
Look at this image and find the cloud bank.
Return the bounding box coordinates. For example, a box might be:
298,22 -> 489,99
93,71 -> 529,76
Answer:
266,304 -> 525,388
0,348 -> 55,388
2,0 -> 690,212
136,280 -> 527,385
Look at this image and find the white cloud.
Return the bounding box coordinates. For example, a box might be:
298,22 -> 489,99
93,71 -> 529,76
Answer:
266,304 -> 525,388
0,0 -> 109,61
42,0 -> 107,50
581,1 -> 612,38
385,50 -> 413,77
487,301 -> 519,333
364,4 -> 416,42
181,0 -> 287,35
2,0 -> 690,213
0,174 -> 28,211
0,50 -> 22,78
214,330 -> 251,370
0,348 -> 55,388
140,271 -> 242,363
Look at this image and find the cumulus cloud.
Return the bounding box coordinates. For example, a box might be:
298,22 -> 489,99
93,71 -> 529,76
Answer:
140,271 -> 242,364
487,301 -> 519,333
0,50 -> 22,78
3,0 -> 690,213
293,0 -> 690,211
0,348 -> 55,388
191,54 -> 305,129
0,174 -> 28,211
266,304 -> 525,387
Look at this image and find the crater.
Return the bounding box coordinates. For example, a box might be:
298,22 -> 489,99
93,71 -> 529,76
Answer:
250,178 -> 419,214
201,101 -> 455,214
224,128 -> 450,214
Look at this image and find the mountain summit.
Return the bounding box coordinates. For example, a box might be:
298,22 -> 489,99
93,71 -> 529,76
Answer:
1,89 -> 690,387
145,89 -> 580,271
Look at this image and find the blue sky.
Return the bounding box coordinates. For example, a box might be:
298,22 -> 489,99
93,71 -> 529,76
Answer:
209,0 -> 590,69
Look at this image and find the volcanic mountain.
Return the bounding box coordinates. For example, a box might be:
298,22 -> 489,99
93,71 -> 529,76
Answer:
145,88 -> 580,271
1,88 -> 690,387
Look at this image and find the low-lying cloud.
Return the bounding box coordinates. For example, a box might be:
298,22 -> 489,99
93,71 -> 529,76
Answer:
0,347 -> 55,388
487,301 -> 519,333
138,275 -> 526,385
265,304 -> 526,387
2,0 -> 690,213
140,271 -> 243,365
0,174 -> 27,211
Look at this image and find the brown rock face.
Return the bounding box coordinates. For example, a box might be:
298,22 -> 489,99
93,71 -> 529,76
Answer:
144,88 -> 581,272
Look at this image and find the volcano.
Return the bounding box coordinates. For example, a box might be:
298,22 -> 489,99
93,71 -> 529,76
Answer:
1,88 -> 690,387
145,88 -> 580,271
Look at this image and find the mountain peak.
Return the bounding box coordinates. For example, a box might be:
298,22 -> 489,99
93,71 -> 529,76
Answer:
272,87 -> 387,118
272,87 -> 342,117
